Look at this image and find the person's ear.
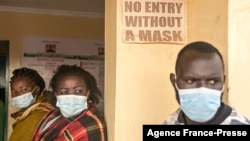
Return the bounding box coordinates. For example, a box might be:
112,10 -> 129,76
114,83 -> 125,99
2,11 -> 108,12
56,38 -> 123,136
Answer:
170,73 -> 176,88
170,73 -> 180,104
36,86 -> 41,93
223,74 -> 228,94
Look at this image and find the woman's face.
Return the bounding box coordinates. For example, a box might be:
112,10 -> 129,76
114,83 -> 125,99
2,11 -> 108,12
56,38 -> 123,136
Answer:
55,75 -> 88,96
11,76 -> 36,98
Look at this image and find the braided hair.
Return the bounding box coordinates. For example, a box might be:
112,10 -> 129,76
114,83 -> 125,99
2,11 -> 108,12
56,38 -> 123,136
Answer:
50,65 -> 102,104
10,67 -> 45,93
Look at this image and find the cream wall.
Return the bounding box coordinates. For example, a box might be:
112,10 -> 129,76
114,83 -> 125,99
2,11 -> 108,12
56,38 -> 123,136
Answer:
187,0 -> 228,103
1,0 -> 250,141
228,0 -> 250,118
0,11 -> 104,140
105,0 -> 250,141
105,1 -> 179,141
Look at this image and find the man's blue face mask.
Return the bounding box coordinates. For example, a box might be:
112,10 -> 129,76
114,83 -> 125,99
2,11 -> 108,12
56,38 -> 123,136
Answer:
175,79 -> 224,123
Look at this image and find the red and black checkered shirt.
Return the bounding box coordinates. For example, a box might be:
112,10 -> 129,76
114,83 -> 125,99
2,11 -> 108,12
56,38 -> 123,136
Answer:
32,104 -> 107,141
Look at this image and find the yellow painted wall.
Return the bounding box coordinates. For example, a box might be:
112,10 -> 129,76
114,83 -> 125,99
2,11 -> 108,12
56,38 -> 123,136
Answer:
0,11 -> 104,140
1,0 -> 250,141
187,0 -> 229,103
105,0 -> 232,141
228,0 -> 250,118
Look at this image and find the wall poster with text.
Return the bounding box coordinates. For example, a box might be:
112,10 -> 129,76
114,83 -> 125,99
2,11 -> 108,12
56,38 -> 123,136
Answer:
22,36 -> 105,114
122,0 -> 187,44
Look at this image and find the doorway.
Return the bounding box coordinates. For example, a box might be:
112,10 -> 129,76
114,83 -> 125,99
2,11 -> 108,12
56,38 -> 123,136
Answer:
0,40 -> 9,141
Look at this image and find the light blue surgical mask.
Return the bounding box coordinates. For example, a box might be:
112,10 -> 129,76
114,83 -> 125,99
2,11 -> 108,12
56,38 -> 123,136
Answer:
175,83 -> 223,123
12,87 -> 36,108
56,94 -> 88,118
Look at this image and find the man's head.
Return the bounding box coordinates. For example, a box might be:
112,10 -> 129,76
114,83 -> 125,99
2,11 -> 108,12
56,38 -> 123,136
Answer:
170,41 -> 225,103
170,41 -> 226,123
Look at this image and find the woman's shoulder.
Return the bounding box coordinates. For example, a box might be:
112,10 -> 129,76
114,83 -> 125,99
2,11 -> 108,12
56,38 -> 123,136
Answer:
36,91 -> 56,106
77,104 -> 106,124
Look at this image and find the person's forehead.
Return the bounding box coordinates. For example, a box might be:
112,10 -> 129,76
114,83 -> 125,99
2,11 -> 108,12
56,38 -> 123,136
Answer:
12,76 -> 33,83
11,76 -> 34,88
57,75 -> 86,85
180,50 -> 221,62
177,50 -> 223,73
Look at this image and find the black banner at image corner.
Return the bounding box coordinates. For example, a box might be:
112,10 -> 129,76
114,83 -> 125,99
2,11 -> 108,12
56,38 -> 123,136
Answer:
143,125 -> 250,139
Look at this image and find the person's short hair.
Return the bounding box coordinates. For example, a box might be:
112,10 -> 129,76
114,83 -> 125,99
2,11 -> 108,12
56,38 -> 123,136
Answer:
175,41 -> 224,73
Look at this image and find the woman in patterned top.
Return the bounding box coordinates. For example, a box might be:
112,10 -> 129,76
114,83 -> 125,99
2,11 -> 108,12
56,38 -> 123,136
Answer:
9,67 -> 54,141
33,64 -> 107,141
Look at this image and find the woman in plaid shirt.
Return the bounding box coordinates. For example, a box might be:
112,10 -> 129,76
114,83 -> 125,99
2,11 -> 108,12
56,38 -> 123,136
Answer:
33,65 -> 107,141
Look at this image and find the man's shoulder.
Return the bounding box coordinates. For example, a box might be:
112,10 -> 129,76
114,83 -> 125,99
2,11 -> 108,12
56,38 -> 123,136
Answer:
229,109 -> 250,124
163,108 -> 183,125
221,107 -> 250,125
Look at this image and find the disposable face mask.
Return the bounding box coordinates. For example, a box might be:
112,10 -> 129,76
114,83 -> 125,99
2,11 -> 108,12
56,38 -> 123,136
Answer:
56,95 -> 88,118
175,83 -> 223,123
12,87 -> 36,108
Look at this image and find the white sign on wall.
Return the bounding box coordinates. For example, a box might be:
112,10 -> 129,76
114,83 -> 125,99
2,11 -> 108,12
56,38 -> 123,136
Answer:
122,0 -> 186,44
22,36 -> 105,112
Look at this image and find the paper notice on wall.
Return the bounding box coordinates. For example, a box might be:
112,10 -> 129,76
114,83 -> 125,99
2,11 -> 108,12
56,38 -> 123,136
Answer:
122,0 -> 186,44
22,36 -> 104,95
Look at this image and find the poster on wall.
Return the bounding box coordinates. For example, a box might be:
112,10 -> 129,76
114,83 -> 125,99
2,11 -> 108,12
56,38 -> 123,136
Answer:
22,36 -> 104,113
122,0 -> 186,44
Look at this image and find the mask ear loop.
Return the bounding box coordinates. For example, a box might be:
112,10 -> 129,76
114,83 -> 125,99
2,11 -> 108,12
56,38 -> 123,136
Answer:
31,86 -> 38,100
31,86 -> 37,93
86,90 -> 91,107
86,90 -> 90,98
86,90 -> 91,103
174,74 -> 180,90
41,89 -> 45,96
221,85 -> 225,92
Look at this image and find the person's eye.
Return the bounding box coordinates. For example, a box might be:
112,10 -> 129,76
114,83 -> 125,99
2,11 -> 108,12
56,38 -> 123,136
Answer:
186,79 -> 194,84
209,80 -> 216,85
75,89 -> 83,95
59,90 -> 68,95
11,90 -> 18,96
209,79 -> 221,85
21,87 -> 30,93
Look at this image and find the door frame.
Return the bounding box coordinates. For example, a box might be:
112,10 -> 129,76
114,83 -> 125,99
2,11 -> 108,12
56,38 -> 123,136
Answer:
0,40 -> 9,141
